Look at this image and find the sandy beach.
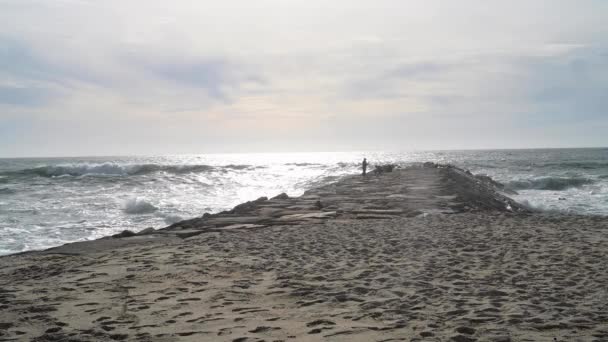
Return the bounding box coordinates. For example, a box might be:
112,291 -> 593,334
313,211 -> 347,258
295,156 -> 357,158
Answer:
1,165 -> 607,342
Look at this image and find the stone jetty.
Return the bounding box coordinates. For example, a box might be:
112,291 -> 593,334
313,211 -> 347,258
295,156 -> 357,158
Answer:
154,163 -> 530,239
2,164 -> 607,342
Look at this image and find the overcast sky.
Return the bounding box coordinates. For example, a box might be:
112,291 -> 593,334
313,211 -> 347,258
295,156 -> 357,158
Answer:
1,0 -> 607,157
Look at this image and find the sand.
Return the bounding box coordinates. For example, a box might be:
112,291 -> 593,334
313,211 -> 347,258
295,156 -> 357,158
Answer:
1,165 -> 607,342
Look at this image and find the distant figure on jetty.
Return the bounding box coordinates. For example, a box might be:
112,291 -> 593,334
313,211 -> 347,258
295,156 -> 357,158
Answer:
362,158 -> 368,176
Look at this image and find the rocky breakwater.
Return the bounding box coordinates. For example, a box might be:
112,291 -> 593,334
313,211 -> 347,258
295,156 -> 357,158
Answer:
5,163 -> 608,342
145,163 -> 531,240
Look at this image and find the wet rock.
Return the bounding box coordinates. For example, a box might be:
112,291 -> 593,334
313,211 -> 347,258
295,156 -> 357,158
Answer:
229,197 -> 268,215
112,230 -> 136,238
221,224 -> 266,230
206,216 -> 267,227
271,193 -> 289,200
138,227 -> 155,235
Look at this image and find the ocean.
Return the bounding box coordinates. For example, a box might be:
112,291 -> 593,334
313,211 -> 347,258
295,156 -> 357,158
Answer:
1,148 -> 607,255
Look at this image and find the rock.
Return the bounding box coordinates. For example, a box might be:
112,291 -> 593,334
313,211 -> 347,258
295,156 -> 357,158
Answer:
271,193 -> 289,200
221,224 -> 266,230
138,227 -> 155,235
314,200 -> 323,210
112,230 -> 136,238
356,214 -> 400,219
229,197 -> 268,215
205,216 -> 267,227
373,164 -> 397,174
258,207 -> 286,217
277,212 -> 337,221
352,209 -> 403,215
173,230 -> 205,239
165,217 -> 201,230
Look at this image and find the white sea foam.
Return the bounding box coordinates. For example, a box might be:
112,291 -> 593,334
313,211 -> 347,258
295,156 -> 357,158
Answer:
123,197 -> 158,214
14,163 -> 220,177
506,176 -> 595,191
1,149 -> 607,255
45,163 -> 128,176
163,214 -> 184,224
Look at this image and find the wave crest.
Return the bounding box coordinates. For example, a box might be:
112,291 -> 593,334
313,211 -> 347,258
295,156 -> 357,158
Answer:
4,163 -> 222,178
506,176 -> 594,191
123,197 -> 158,214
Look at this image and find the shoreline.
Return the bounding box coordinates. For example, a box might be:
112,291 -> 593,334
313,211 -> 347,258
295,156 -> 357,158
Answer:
1,164 -> 607,341
3,150 -> 608,256
7,163 -> 531,258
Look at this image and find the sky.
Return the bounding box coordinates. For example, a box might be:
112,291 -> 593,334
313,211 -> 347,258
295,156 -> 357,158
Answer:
1,0 -> 607,157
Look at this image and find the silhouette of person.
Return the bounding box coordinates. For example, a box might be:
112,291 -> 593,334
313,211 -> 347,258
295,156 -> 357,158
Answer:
362,158 -> 368,176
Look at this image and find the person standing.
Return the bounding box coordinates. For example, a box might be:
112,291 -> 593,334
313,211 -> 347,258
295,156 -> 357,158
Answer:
362,158 -> 368,176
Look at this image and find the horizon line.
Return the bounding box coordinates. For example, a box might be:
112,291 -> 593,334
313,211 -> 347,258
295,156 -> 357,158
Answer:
1,146 -> 606,160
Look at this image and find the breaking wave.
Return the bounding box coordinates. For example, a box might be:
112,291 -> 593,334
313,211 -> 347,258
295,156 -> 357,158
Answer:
123,197 -> 158,214
0,163 -> 247,178
506,176 -> 595,191
224,164 -> 257,170
285,163 -> 324,167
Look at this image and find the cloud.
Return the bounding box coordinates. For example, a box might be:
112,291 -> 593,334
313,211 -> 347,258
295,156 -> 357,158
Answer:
0,35 -> 110,88
134,57 -> 265,102
0,36 -> 47,80
0,86 -> 51,106
147,60 -> 233,99
523,51 -> 608,119
0,0 -> 607,156
343,59 -> 460,100
390,62 -> 452,79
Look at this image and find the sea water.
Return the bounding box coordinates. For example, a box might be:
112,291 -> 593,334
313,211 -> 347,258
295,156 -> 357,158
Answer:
1,148 -> 607,255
